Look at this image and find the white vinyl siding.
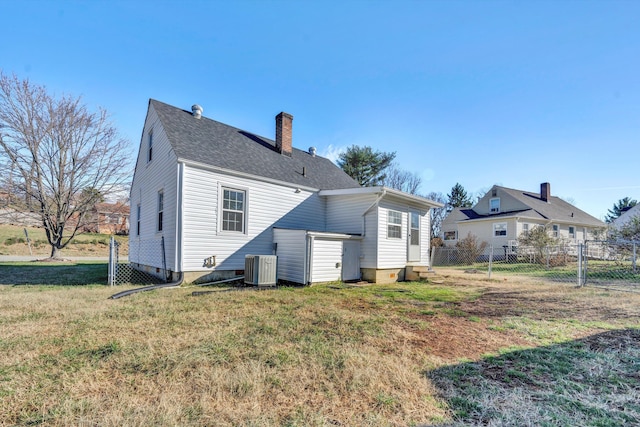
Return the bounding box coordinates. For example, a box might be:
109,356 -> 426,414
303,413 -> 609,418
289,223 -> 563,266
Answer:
419,210 -> 431,265
273,228 -> 307,284
377,201 -> 409,268
181,166 -> 324,272
129,104 -> 178,271
324,193 -> 377,268
310,239 -> 343,283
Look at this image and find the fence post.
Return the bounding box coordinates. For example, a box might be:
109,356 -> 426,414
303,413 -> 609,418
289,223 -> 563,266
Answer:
108,236 -> 115,286
577,242 -> 583,287
429,246 -> 436,271
546,246 -> 550,270
488,245 -> 493,280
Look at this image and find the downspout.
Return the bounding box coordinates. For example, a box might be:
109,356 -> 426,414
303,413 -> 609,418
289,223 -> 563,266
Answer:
305,233 -> 315,285
175,162 -> 184,276
361,189 -> 387,237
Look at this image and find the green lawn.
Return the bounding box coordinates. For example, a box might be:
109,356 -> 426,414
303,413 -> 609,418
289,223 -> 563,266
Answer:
0,261 -> 108,286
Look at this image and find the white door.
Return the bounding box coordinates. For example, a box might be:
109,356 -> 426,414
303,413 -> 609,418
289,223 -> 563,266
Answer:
342,240 -> 361,281
408,211 -> 421,262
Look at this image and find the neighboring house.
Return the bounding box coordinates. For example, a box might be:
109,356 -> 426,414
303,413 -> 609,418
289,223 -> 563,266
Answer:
129,100 -> 443,284
611,203 -> 640,235
441,183 -> 605,250
82,202 -> 130,235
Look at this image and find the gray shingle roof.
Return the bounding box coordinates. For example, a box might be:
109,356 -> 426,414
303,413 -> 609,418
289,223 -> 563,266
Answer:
150,99 -> 360,190
458,185 -> 604,227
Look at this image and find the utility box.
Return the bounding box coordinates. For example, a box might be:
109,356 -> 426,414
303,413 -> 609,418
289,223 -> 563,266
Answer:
244,255 -> 277,286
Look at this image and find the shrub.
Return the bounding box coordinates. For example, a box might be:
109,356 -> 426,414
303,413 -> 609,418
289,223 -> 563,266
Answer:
431,237 -> 444,248
456,233 -> 487,265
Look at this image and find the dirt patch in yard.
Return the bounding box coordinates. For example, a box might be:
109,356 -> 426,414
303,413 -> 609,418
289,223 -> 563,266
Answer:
400,315 -> 533,360
453,283 -> 640,322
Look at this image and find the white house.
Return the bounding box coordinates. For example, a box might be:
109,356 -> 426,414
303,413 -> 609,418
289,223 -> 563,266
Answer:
611,203 -> 640,237
129,100 -> 442,284
441,183 -> 605,251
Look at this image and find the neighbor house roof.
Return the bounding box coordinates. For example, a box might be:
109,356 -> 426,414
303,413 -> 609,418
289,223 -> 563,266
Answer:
456,185 -> 604,227
612,203 -> 640,229
150,99 -> 360,191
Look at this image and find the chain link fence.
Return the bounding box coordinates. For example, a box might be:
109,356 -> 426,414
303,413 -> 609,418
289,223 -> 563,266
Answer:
431,240 -> 640,291
108,237 -> 166,286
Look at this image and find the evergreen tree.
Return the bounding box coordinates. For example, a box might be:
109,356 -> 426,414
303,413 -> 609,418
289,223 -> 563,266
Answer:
605,197 -> 637,223
337,145 -> 396,187
446,182 -> 473,212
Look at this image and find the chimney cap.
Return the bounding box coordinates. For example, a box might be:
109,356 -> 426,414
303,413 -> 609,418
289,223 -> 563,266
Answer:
309,146 -> 317,157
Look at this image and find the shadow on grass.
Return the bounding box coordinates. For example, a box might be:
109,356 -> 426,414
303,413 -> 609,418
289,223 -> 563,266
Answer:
0,263 -> 109,286
426,329 -> 640,426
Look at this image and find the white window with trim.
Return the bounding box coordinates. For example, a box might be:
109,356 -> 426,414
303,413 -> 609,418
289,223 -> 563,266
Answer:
221,187 -> 246,233
443,230 -> 457,241
522,223 -> 529,236
136,204 -> 141,236
552,224 -> 559,238
387,210 -> 402,239
157,190 -> 164,232
493,222 -> 507,237
569,226 -> 575,239
490,197 -> 500,213
147,130 -> 153,163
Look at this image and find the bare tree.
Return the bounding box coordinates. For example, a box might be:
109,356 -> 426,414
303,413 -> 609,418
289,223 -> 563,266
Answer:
425,191 -> 446,240
0,72 -> 131,259
381,163 -> 422,195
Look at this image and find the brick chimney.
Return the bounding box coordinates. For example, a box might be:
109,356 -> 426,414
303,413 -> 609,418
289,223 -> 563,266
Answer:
275,112 -> 293,157
540,182 -> 551,202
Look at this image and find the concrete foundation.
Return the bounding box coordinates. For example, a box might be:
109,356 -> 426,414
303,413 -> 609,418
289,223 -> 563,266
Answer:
361,268 -> 405,284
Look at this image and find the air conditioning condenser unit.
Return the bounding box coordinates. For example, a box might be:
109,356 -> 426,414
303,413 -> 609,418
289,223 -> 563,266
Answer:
244,255 -> 277,286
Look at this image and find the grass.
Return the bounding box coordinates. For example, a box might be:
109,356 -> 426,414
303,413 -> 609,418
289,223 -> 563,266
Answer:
438,260 -> 640,290
429,329 -> 640,426
0,268 -> 639,426
0,224 -> 128,257
0,262 -> 108,285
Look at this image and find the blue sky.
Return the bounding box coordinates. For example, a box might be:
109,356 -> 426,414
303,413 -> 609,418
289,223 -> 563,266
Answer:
2,0 -> 639,220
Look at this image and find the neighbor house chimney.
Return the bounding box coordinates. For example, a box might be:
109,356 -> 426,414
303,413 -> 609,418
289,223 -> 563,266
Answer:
541,182 -> 551,202
275,112 -> 293,157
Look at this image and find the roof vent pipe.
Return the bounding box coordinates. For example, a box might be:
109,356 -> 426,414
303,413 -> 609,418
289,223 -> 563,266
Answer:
309,146 -> 316,157
192,104 -> 203,119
